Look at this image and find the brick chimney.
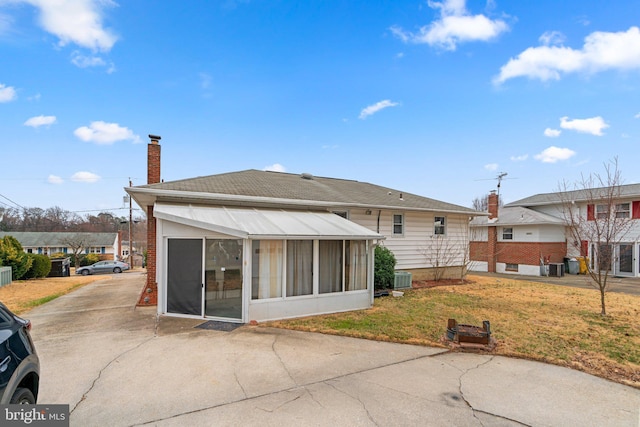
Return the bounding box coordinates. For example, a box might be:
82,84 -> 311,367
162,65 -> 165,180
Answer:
137,134 -> 161,307
147,134 -> 161,185
488,190 -> 499,219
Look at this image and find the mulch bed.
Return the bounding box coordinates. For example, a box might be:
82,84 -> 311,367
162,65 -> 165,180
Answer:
410,279 -> 473,289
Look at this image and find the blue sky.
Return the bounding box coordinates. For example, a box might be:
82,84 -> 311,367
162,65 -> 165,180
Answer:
1,0 -> 640,215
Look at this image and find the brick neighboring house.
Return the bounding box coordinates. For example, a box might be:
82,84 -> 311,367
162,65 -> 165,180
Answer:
469,191 -> 567,276
471,185 -> 640,277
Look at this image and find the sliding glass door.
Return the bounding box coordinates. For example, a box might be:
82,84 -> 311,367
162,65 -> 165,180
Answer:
204,239 -> 243,320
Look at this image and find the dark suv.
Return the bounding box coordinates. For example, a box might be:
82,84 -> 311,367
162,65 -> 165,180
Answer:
0,302 -> 39,404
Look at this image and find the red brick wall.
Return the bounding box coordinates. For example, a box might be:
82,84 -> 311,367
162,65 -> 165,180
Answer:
470,239 -> 567,267
137,205 -> 157,306
496,241 -> 567,265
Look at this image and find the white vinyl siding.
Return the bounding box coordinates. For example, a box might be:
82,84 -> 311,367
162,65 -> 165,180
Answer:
350,209 -> 470,270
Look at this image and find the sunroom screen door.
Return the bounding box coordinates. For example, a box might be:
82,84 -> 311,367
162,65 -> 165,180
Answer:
167,238 -> 203,315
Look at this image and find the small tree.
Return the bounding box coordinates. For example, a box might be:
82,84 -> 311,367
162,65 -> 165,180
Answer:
374,246 -> 396,290
0,235 -> 32,280
420,235 -> 461,281
60,233 -> 92,268
559,159 -> 633,316
24,254 -> 52,279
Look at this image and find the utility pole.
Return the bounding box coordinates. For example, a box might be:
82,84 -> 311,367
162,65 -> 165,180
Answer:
129,178 -> 133,269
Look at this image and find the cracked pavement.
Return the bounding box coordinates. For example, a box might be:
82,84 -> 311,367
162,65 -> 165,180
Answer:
28,272 -> 640,427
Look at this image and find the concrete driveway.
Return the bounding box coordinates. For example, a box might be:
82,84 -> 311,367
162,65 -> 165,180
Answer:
27,272 -> 640,426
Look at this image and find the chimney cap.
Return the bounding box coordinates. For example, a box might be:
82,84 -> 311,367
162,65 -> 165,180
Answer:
149,134 -> 162,141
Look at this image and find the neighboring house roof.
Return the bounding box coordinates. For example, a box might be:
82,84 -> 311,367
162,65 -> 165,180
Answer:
127,169 -> 481,215
506,183 -> 640,207
0,232 -> 117,247
470,206 -> 565,227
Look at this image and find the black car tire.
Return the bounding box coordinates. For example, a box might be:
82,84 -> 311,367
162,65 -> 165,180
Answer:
113,267 -> 122,273
81,269 -> 90,276
10,387 -> 35,404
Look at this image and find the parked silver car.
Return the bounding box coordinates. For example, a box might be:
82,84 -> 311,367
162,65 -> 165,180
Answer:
76,260 -> 129,276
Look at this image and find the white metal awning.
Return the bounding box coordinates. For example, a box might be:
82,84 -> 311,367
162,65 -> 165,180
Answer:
154,203 -> 384,240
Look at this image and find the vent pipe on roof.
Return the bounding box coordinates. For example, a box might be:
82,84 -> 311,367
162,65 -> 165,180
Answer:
301,172 -> 313,180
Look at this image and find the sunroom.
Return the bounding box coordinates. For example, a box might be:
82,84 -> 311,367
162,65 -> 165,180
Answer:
154,203 -> 382,323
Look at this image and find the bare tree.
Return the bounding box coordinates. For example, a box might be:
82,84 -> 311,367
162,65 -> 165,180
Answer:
420,235 -> 463,282
559,159 -> 634,316
471,194 -> 503,212
60,233 -> 94,268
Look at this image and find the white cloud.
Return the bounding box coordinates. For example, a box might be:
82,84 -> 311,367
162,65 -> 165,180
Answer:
484,163 -> 498,171
359,100 -> 399,119
534,146 -> 576,163
544,128 -> 561,138
71,52 -> 106,68
27,93 -> 41,101
559,116 -> 609,136
21,0 -> 118,51
635,112 -> 640,119
510,154 -> 528,161
539,31 -> 565,46
0,84 -> 17,102
264,163 -> 286,172
48,175 -> 64,184
74,121 -> 140,145
24,115 -> 56,128
390,0 -> 509,51
71,171 -> 100,183
495,26 -> 640,84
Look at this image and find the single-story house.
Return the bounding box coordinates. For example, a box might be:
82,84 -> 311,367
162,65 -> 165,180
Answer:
126,135 -> 482,323
470,185 -> 640,277
0,232 -> 120,260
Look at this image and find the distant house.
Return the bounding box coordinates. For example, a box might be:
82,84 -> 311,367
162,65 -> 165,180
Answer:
126,135 -> 482,323
470,185 -> 640,277
0,232 -> 120,260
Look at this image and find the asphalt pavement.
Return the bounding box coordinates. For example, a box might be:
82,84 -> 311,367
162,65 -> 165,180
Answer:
26,271 -> 640,426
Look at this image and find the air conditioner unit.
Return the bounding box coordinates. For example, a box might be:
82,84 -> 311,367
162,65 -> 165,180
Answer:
394,272 -> 412,289
548,263 -> 565,277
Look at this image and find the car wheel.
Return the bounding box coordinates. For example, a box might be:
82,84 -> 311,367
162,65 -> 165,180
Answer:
113,267 -> 122,273
10,387 -> 35,404
81,269 -> 90,276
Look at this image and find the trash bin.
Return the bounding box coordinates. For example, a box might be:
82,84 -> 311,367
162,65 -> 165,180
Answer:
567,258 -> 579,275
577,257 -> 589,274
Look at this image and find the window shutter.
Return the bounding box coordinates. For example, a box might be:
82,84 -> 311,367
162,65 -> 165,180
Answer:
580,240 -> 588,257
587,204 -> 594,221
633,201 -> 640,219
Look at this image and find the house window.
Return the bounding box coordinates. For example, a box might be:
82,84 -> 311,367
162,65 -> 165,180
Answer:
502,227 -> 513,240
286,240 -> 313,297
615,203 -> 630,219
319,241 -> 343,294
252,240 -> 283,300
393,214 -> 404,236
596,204 -> 609,219
434,216 -> 446,235
505,263 -> 518,272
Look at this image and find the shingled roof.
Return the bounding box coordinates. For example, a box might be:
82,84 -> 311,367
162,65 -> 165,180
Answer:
506,183 -> 640,207
128,169 -> 479,215
0,232 -> 117,247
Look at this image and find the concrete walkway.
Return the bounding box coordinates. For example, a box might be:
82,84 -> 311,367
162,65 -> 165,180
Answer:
27,272 -> 640,426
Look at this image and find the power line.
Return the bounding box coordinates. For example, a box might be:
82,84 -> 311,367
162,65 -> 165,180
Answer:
0,193 -> 25,210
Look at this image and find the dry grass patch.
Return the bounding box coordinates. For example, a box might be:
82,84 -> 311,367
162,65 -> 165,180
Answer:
0,274 -> 104,314
267,274 -> 640,389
